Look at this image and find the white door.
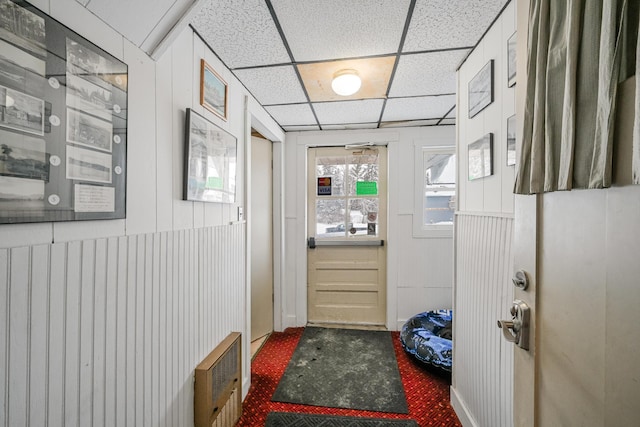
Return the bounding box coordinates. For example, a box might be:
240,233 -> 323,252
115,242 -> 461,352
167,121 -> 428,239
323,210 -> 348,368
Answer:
250,136 -> 273,341
306,146 -> 387,326
513,2 -> 537,424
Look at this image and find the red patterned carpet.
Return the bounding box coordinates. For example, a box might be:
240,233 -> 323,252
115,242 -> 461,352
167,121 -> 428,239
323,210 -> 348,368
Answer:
237,328 -> 461,427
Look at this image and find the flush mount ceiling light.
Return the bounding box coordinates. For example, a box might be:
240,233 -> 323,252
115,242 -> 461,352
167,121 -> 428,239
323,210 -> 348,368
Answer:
331,69 -> 362,96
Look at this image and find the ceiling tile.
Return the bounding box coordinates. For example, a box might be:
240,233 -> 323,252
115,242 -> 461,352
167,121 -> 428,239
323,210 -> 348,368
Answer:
265,104 -> 317,126
389,50 -> 469,97
380,119 -> 440,128
271,0 -> 411,62
322,123 -> 379,130
283,125 -> 321,132
313,99 -> 385,125
298,56 -> 395,102
234,65 -> 307,105
191,0 -> 290,68
403,0 -> 507,52
382,95 -> 455,122
85,0 -> 175,46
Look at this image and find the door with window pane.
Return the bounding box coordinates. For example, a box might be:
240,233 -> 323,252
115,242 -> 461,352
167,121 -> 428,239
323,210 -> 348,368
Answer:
307,146 -> 387,326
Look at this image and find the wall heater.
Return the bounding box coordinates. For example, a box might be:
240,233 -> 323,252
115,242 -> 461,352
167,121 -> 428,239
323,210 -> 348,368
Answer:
195,332 -> 242,427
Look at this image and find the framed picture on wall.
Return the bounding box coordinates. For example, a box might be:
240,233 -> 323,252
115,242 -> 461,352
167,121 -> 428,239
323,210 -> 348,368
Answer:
183,108 -> 237,203
200,59 -> 228,120
468,133 -> 493,180
507,115 -> 516,166
468,60 -> 494,118
507,32 -> 517,87
0,0 -> 128,224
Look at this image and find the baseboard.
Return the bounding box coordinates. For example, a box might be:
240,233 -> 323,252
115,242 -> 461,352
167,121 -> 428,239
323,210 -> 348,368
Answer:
242,377 -> 251,400
450,386 -> 479,427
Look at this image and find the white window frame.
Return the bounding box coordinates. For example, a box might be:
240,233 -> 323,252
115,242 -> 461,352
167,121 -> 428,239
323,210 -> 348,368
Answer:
412,144 -> 456,238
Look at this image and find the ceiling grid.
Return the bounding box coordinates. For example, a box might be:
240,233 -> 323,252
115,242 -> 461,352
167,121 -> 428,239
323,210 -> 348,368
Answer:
188,0 -> 510,131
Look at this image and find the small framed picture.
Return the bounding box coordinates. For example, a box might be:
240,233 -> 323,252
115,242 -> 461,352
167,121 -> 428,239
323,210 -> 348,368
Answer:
507,32 -> 517,87
468,60 -> 494,118
468,133 -> 493,180
200,59 -> 228,120
507,115 -> 516,166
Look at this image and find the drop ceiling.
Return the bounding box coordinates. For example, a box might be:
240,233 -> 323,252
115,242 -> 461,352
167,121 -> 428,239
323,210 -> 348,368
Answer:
191,0 -> 509,132
76,0 -> 510,132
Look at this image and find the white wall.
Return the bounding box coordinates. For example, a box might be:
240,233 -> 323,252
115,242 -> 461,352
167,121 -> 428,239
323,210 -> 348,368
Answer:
452,2 -> 516,426
282,126 -> 455,331
0,0 -> 284,426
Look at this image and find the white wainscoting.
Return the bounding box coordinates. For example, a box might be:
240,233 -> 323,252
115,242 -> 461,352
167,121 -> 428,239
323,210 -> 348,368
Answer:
452,213 -> 514,427
0,224 -> 245,427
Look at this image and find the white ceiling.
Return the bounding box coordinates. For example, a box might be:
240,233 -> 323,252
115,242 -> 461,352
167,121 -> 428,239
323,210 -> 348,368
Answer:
78,0 -> 509,132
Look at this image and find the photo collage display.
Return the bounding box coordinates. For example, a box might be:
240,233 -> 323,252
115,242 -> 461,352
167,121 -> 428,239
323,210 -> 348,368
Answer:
0,0 -> 128,223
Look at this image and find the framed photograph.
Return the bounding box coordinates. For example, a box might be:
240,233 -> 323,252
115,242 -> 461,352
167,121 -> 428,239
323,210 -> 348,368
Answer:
200,59 -> 228,120
184,108 -> 237,203
66,108 -> 113,152
468,60 -> 494,118
507,32 -> 517,87
0,0 -> 128,224
66,73 -> 113,122
507,115 -> 516,166
0,85 -> 44,136
66,37 -> 128,92
65,145 -> 112,184
468,133 -> 493,180
0,0 -> 46,59
0,130 -> 48,180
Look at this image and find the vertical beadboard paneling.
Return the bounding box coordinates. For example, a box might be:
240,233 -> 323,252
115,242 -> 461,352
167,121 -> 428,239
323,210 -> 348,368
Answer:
104,238 -> 118,427
65,241 -> 82,427
0,224 -> 245,427
92,239 -> 107,427
48,244 -> 66,427
9,247 -> 29,427
29,245 -> 49,427
115,236 -> 128,427
0,249 -> 7,427
453,213 -> 514,427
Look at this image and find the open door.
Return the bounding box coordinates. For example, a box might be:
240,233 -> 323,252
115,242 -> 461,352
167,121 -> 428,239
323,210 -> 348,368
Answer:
306,146 -> 387,327
512,1 -> 537,425
250,136 -> 273,341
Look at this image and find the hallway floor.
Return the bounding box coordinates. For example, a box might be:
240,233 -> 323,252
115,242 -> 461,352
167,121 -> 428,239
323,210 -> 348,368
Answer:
238,327 -> 461,427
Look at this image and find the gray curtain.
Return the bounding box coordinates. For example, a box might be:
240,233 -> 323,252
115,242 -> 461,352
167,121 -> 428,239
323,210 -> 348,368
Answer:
515,0 -> 639,194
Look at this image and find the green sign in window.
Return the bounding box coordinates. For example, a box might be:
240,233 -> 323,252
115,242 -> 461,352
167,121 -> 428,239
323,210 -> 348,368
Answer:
206,176 -> 224,189
356,181 -> 378,195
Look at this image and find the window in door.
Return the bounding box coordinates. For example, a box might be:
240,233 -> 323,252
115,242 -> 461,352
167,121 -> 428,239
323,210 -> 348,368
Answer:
314,150 -> 381,239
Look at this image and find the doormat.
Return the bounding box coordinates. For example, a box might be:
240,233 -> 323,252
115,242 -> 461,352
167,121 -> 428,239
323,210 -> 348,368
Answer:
265,412 -> 419,427
271,327 -> 409,414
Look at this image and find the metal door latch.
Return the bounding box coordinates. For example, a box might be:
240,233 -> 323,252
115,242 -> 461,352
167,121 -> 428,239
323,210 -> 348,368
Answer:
497,299 -> 530,350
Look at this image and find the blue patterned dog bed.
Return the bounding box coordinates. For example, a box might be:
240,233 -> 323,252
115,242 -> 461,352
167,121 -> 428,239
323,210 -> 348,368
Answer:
400,310 -> 453,371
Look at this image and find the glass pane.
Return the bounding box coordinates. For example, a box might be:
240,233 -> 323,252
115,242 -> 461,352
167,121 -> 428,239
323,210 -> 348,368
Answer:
316,156 -> 345,196
348,198 -> 379,236
424,152 -> 455,185
316,199 -> 346,238
424,191 -> 455,225
347,153 -> 379,196
423,152 -> 455,226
